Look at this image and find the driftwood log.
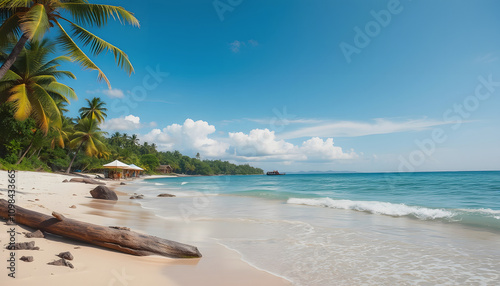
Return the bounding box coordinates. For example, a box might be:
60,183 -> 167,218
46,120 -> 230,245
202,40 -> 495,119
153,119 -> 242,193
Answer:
0,199 -> 201,258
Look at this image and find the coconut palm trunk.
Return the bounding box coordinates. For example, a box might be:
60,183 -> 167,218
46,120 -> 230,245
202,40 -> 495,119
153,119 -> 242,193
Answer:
66,142 -> 83,174
15,138 -> 34,165
0,33 -> 30,80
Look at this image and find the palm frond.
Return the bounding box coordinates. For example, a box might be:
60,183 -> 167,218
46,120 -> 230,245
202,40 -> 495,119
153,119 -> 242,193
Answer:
31,74 -> 56,85
0,13 -> 21,46
0,0 -> 31,9
37,55 -> 73,71
19,4 -> 49,40
56,21 -> 110,88
43,81 -> 77,102
51,70 -> 76,79
69,22 -> 134,75
31,82 -> 62,132
58,3 -> 139,28
2,69 -> 22,81
6,83 -> 31,121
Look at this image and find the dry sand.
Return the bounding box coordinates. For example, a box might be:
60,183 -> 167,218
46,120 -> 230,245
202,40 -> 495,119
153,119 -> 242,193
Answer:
0,171 -> 291,285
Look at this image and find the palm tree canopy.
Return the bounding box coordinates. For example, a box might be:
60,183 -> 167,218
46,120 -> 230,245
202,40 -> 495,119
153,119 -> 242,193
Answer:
0,39 -> 77,133
0,0 -> 139,87
70,117 -> 108,157
79,96 -> 107,123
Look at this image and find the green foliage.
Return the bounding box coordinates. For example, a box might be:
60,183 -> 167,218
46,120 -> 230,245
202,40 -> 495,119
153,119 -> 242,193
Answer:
0,0 -> 139,87
0,39 -> 76,134
140,154 -> 160,173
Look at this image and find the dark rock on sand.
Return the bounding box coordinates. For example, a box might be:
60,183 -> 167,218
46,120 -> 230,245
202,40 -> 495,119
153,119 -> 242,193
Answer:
90,186 -> 118,200
120,182 -> 126,185
157,193 -> 176,197
48,258 -> 74,269
70,205 -> 76,208
20,256 -> 33,262
57,251 -> 74,260
129,194 -> 144,199
9,241 -> 39,250
25,230 -> 44,238
62,179 -> 69,183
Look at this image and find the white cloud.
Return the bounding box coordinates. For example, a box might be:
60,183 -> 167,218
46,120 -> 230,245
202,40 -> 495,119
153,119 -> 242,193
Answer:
278,118 -> 451,139
228,129 -> 355,162
229,40 -> 259,53
229,129 -> 297,157
229,40 -> 242,53
101,114 -> 141,131
142,119 -> 229,157
300,137 -> 357,160
140,120 -> 357,163
86,88 -> 125,98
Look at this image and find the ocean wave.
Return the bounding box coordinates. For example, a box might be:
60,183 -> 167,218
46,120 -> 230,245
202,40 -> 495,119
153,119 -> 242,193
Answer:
287,197 -> 455,220
181,182 -> 188,185
154,183 -> 164,186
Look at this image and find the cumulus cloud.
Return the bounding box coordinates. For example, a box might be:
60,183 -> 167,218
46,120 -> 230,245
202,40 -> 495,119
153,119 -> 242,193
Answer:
229,129 -> 296,157
101,115 -> 141,131
228,128 -> 355,162
300,137 -> 357,160
86,88 -> 125,98
142,119 -> 229,157
140,120 -> 357,163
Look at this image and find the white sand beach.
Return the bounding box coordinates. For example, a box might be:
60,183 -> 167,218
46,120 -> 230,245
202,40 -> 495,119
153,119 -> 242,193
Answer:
0,171 -> 290,285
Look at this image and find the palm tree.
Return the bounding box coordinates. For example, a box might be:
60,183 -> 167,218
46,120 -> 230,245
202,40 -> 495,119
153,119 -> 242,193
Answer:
79,97 -> 107,123
0,0 -> 139,86
110,131 -> 121,146
130,134 -> 139,146
66,117 -> 108,173
0,39 -> 77,134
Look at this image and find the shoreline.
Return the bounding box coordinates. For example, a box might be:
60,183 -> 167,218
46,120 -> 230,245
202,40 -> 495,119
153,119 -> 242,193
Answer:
0,170 -> 290,285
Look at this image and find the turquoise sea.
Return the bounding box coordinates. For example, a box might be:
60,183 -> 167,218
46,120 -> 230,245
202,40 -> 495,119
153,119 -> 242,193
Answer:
127,171 -> 500,285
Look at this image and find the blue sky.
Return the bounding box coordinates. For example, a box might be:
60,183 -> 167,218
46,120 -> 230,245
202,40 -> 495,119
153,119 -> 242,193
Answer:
58,0 -> 500,172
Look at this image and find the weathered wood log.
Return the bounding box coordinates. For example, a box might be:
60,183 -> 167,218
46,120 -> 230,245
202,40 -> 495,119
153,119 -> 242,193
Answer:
0,199 -> 202,258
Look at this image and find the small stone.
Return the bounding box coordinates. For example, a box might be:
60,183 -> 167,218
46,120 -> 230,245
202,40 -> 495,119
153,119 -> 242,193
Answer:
20,256 -> 33,262
73,194 -> 77,196
74,247 -> 81,249
9,241 -> 39,250
120,182 -> 126,185
25,230 -> 44,238
57,251 -> 74,260
62,179 -> 69,183
6,220 -> 15,225
157,193 -> 176,197
35,199 -> 39,201
69,205 -> 76,209
129,194 -> 144,199
48,258 -> 74,269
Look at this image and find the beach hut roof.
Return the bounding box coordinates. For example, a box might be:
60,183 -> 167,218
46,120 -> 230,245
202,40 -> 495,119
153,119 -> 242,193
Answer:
103,160 -> 131,169
128,164 -> 144,171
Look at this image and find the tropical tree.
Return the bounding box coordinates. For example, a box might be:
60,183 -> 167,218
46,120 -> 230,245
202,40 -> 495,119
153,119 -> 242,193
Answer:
66,117 -> 108,173
0,0 -> 139,86
79,97 -> 107,123
130,134 -> 139,147
0,39 -> 77,134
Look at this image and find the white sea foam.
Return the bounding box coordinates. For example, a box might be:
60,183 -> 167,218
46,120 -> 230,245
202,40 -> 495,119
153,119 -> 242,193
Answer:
287,197 -> 455,220
181,182 -> 188,185
459,208 -> 500,215
154,183 -> 164,186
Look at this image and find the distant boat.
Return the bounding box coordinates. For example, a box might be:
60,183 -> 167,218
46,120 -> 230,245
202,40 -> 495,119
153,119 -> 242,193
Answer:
266,170 -> 285,175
